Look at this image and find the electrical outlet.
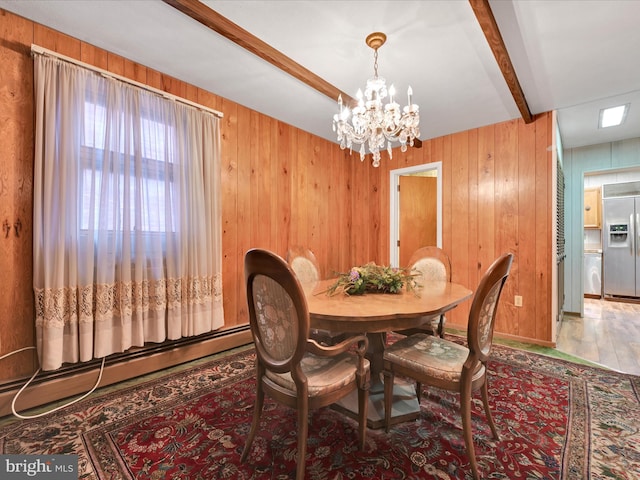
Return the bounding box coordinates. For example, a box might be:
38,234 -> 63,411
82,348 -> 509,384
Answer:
514,295 -> 523,307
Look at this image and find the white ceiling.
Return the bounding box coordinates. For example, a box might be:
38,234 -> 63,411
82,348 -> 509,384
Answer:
2,0 -> 640,151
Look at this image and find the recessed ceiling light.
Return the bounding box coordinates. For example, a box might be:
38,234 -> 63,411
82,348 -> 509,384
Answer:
599,104 -> 629,128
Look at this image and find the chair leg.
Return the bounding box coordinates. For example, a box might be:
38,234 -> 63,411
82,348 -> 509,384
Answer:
460,382 -> 480,480
295,398 -> 309,480
241,383 -> 264,462
357,382 -> 369,450
481,379 -> 499,439
415,381 -> 422,404
437,314 -> 446,338
383,369 -> 394,432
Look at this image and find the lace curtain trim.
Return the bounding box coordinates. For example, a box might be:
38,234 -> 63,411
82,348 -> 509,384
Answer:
34,274 -> 223,328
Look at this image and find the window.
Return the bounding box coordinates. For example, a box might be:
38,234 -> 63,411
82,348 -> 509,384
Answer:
80,96 -> 177,234
33,51 -> 224,371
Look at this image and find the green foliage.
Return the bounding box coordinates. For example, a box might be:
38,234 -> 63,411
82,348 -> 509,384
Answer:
326,262 -> 419,296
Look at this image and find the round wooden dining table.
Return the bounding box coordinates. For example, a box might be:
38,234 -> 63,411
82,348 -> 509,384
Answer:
305,279 -> 473,429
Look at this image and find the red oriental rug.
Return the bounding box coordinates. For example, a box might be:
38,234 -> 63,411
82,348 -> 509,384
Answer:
1,343 -> 639,479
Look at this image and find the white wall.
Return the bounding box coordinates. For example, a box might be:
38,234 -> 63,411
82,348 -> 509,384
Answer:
563,137 -> 640,316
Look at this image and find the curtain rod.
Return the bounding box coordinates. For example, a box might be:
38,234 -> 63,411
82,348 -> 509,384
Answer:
31,44 -> 224,119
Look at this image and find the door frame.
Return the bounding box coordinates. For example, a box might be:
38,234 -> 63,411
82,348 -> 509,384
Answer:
389,161 -> 442,267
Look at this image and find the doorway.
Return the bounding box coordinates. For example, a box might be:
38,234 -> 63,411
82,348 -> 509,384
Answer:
389,162 -> 442,267
556,167 -> 640,374
582,167 -> 640,310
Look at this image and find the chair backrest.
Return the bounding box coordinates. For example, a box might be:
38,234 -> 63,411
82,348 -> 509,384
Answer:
467,253 -> 514,363
245,248 -> 309,374
408,246 -> 451,283
286,246 -> 321,285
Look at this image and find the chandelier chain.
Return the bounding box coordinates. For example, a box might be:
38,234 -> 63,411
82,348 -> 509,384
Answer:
373,49 -> 379,79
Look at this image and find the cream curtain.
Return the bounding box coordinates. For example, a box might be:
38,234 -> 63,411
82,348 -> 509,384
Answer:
33,54 -> 224,371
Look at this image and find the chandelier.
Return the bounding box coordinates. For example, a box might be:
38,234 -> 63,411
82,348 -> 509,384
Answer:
333,32 -> 420,167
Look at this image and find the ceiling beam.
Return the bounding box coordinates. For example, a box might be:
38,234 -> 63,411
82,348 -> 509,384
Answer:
163,0 -> 421,149
469,0 -> 533,124
162,0 -> 356,106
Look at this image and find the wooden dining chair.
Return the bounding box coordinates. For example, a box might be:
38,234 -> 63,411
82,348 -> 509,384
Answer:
395,246 -> 452,338
286,246 -> 347,345
286,246 -> 321,285
242,248 -> 370,480
383,253 -> 513,480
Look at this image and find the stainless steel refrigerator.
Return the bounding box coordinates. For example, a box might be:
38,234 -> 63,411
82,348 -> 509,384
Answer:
603,194 -> 640,298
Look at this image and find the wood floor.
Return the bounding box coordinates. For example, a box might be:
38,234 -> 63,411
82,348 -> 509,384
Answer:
556,298 -> 640,376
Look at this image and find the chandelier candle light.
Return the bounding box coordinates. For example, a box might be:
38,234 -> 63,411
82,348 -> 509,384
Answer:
333,32 -> 420,167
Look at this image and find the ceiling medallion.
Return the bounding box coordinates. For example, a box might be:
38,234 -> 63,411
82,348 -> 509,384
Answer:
333,32 -> 420,167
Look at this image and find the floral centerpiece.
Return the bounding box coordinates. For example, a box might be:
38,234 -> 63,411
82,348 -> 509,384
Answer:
326,262 -> 419,296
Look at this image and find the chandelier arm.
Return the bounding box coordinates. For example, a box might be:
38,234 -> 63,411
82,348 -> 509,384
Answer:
334,115 -> 420,143
335,124 -> 372,145
381,117 -> 420,139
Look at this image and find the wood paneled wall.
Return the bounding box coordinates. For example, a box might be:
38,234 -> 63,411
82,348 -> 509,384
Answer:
354,115 -> 555,343
0,8 -> 555,386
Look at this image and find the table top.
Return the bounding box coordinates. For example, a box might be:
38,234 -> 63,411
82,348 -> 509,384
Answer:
305,279 -> 473,333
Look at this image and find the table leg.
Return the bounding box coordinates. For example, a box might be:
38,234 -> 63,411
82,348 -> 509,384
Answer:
366,332 -> 386,383
332,332 -> 420,429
